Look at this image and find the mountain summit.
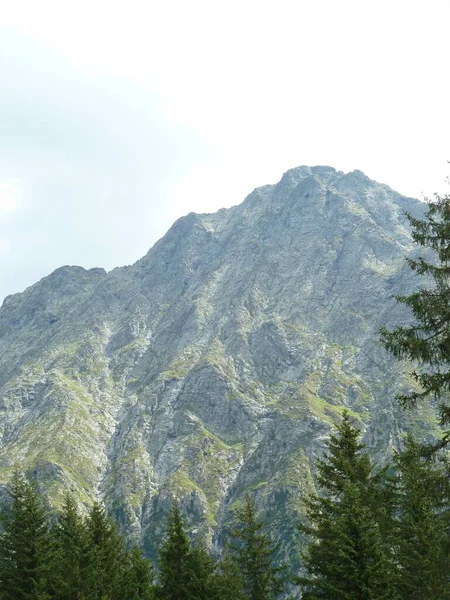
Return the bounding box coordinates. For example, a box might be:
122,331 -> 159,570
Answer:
0,166 -> 435,559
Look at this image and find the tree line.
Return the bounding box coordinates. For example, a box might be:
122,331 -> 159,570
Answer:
0,469 -> 284,600
0,411 -> 449,599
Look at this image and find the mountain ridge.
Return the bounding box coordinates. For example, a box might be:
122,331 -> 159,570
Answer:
0,166 -> 436,562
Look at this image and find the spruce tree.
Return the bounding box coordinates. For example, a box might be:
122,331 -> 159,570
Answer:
298,412 -> 396,600
156,503 -> 192,600
156,503 -> 217,600
188,540 -> 219,600
380,191 -> 450,433
85,501 -> 128,600
191,540 -> 217,600
227,493 -> 285,600
52,493 -> 90,600
0,472 -> 54,600
393,437 -> 450,599
214,548 -> 247,600
123,545 -> 155,600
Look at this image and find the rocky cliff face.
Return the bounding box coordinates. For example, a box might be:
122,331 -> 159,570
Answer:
0,166 -> 437,561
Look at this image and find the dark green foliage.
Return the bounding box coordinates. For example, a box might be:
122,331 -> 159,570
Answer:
84,501 -> 129,600
123,545 -> 155,600
188,541 -> 219,600
0,473 -> 54,599
50,493 -> 155,600
227,493 -> 286,600
156,503 -> 217,600
380,192 -> 450,431
298,412 -> 396,600
52,493 -> 90,600
393,437 -> 450,599
156,503 -> 192,600
214,549 -> 247,600
1,442 -> 449,600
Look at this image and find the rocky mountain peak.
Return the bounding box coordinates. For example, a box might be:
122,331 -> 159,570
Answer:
0,167 -> 434,562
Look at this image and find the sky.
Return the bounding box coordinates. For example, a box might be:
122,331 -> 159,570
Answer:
1,0 -> 449,302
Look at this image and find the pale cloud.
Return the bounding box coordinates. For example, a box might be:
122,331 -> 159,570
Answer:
0,180 -> 21,216
0,0 -> 449,301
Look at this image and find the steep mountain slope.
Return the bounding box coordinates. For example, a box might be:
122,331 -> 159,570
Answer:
0,166 -> 436,560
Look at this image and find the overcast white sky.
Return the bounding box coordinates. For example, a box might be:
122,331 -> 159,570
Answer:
1,0 -> 449,302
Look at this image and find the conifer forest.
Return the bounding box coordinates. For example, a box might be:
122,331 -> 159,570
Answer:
0,412 -> 449,599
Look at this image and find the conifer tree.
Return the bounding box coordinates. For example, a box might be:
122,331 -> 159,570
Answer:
393,437 -> 450,599
123,545 -> 155,600
156,503 -> 192,600
214,548 -> 247,600
227,493 -> 285,600
156,503 -> 217,600
188,540 -> 219,600
85,501 -> 128,600
52,493 -> 90,600
380,191 -> 450,433
298,412 -> 397,600
0,472 -> 54,599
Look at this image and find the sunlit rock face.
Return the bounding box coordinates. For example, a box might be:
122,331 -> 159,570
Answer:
0,166 -> 435,561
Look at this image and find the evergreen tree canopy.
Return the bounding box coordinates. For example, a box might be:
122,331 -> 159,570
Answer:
214,548 -> 247,600
0,473 -> 54,600
156,503 -> 192,600
380,192 -> 450,432
393,437 -> 450,600
298,412 -> 396,600
188,540 -> 219,600
85,501 -> 129,600
123,545 -> 155,600
0,475 -> 155,600
156,502 -> 217,600
227,493 -> 285,600
52,493 -> 90,600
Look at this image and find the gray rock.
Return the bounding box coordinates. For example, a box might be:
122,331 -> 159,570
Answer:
0,166 -> 435,562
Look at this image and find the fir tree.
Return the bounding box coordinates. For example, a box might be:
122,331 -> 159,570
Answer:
52,493 -> 90,600
298,412 -> 397,600
123,545 -> 155,600
380,191 -> 450,433
156,503 -> 217,600
393,437 -> 450,599
0,472 -> 54,600
85,501 -> 128,600
188,540 -> 219,600
227,493 -> 285,600
214,548 -> 247,600
156,503 -> 192,600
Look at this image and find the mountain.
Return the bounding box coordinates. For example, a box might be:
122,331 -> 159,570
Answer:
0,165 -> 438,562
